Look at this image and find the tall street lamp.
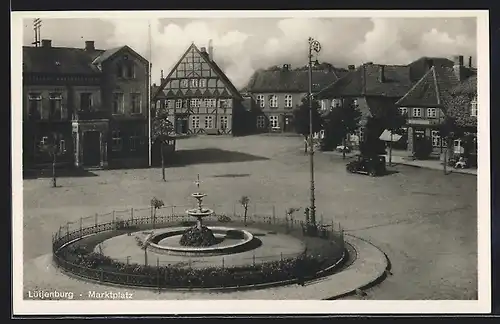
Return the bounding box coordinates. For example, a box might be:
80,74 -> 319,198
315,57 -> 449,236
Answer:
307,37 -> 321,235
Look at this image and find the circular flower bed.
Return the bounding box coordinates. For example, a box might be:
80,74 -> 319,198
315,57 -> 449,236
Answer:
55,243 -> 334,289
179,225 -> 217,247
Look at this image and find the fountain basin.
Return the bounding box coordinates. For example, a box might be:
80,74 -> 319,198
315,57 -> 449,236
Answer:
147,227 -> 256,256
186,208 -> 214,217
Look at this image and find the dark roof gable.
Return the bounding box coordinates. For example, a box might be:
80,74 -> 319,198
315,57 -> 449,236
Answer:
245,68 -> 346,93
395,66 -> 460,107
23,44 -> 148,75
316,63 -> 412,99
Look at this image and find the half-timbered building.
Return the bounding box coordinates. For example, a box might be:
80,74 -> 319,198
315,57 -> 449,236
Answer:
152,43 -> 244,136
23,39 -> 150,170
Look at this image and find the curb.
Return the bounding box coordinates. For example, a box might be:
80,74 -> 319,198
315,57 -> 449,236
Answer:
391,162 -> 477,176
324,235 -> 390,300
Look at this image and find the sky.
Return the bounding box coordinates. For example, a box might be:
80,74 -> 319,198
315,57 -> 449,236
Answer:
22,16 -> 477,89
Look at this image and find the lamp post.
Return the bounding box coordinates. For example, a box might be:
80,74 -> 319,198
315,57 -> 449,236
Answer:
307,37 -> 321,235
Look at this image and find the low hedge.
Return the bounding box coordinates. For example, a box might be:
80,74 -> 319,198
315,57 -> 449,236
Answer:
56,242 -> 334,288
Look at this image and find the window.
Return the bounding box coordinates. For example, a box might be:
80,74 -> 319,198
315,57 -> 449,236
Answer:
220,116 -> 229,130
112,93 -> 124,114
167,100 -> 174,109
356,127 -> 365,142
269,115 -> 279,129
269,95 -> 278,108
204,98 -> 216,108
175,99 -> 182,109
204,115 -> 213,129
257,95 -> 265,108
399,107 -> 408,115
191,116 -> 200,129
49,93 -> 63,119
412,108 -> 422,117
199,79 -> 206,88
256,115 -> 266,128
190,98 -> 200,108
219,99 -> 232,108
427,108 -> 437,118
321,100 -> 328,111
284,94 -> 293,108
117,60 -> 135,79
111,131 -> 122,151
28,93 -> 42,120
124,62 -> 135,78
190,79 -> 199,88
180,79 -> 188,88
131,93 -> 141,114
129,129 -> 141,151
471,96 -> 477,117
431,130 -> 441,147
331,99 -> 342,108
59,139 -> 66,154
80,93 -> 92,112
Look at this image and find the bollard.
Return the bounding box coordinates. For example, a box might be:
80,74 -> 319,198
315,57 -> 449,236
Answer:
280,252 -> 283,261
95,213 -> 98,227
253,253 -> 256,266
157,258 -> 160,292
222,257 -> 225,269
100,269 -> 104,281
131,208 -> 134,221
171,206 -> 175,217
79,217 -> 83,237
112,210 -> 115,224
272,206 -> 276,223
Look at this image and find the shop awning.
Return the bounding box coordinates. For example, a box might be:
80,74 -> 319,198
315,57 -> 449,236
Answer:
379,129 -> 402,142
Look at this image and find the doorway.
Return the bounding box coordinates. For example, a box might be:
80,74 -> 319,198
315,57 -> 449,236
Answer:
82,131 -> 101,167
283,115 -> 294,132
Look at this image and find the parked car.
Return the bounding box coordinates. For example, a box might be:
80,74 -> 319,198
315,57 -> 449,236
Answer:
336,145 -> 351,153
346,155 -> 387,177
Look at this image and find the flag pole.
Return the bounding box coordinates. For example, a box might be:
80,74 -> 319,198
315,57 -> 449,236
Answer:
148,20 -> 152,167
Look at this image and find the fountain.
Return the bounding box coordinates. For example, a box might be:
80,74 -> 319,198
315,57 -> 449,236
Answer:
179,174 -> 218,247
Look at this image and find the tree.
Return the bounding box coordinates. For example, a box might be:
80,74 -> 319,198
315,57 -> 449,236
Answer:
239,196 -> 250,226
384,106 -> 407,166
439,115 -> 463,175
151,108 -> 173,182
323,100 -> 361,159
150,197 -> 164,229
292,96 -> 323,153
39,132 -> 64,188
359,116 -> 387,157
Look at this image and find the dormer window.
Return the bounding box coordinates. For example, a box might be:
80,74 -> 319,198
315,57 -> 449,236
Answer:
471,96 -> 477,117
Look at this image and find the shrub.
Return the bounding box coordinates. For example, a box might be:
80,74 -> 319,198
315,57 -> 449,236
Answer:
179,226 -> 217,247
217,214 -> 232,223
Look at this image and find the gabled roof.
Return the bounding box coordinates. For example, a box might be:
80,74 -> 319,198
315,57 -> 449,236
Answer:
23,44 -> 148,75
245,68 -> 347,93
23,46 -> 104,75
395,66 -> 460,107
316,63 -> 413,99
451,75 -> 477,95
154,43 -> 242,100
408,56 -> 454,82
92,45 -> 149,66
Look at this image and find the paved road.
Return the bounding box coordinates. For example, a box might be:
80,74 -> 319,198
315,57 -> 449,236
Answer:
22,134 -> 478,300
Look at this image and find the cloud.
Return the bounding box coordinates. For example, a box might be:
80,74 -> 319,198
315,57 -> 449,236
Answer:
22,17 -> 477,89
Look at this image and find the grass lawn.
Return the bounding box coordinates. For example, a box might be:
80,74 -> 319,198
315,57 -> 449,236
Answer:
22,134 -> 478,300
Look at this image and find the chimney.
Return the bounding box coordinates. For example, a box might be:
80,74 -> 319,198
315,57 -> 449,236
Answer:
378,65 -> 385,83
41,39 -> 52,48
468,56 -> 473,68
160,70 -> 165,83
452,55 -> 465,81
200,47 -> 207,53
85,41 -> 95,51
208,39 -> 214,61
348,64 -> 355,71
